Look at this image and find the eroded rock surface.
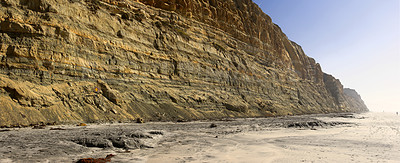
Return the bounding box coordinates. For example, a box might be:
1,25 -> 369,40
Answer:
0,0 -> 368,126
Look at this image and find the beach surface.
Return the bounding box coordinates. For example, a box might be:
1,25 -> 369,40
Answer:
0,112 -> 399,163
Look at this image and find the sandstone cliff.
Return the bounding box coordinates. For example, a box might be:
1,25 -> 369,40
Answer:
0,0 -> 368,127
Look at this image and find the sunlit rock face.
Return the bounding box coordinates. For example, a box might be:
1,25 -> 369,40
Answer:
0,0 -> 368,126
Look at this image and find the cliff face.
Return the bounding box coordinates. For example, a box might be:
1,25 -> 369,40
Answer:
343,88 -> 369,113
138,0 -> 324,83
0,0 -> 368,126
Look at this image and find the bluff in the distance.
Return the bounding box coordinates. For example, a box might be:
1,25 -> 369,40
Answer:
0,0 -> 368,127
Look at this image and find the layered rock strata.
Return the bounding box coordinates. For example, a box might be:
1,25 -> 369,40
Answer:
0,0 -> 368,126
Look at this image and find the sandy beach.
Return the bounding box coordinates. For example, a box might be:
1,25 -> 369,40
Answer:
0,112 -> 399,163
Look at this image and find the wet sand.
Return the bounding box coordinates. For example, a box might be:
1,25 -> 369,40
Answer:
0,112 -> 399,162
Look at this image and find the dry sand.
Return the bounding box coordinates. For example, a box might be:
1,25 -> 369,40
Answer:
0,112 -> 399,163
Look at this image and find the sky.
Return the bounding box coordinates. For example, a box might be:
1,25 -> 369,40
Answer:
252,0 -> 400,112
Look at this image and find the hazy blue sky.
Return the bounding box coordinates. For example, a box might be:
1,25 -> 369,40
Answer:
253,0 -> 400,112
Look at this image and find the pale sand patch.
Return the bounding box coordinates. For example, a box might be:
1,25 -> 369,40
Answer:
113,112 -> 400,163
